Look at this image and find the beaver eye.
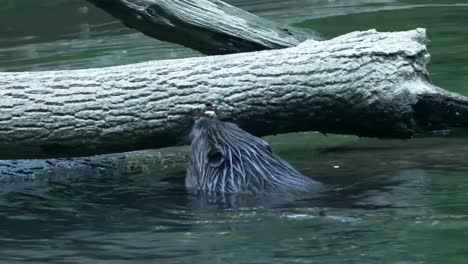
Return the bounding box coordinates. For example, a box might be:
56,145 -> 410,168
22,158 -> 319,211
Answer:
207,149 -> 224,168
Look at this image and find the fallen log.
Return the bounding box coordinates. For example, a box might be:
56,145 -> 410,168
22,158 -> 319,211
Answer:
0,149 -> 185,189
1,28 -> 467,159
0,153 -> 126,186
85,0 -> 319,55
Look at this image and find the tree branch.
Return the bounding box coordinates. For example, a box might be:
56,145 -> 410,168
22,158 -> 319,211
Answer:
85,0 -> 319,55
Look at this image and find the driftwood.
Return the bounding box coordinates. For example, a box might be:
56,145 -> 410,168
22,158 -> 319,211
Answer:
86,0 -> 320,55
1,28 -> 468,160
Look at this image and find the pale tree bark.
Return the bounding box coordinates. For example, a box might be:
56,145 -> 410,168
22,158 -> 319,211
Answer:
85,0 -> 319,55
1,29 -> 467,160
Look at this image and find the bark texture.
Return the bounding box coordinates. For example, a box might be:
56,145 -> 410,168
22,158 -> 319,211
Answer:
86,0 -> 319,55
1,29 -> 468,159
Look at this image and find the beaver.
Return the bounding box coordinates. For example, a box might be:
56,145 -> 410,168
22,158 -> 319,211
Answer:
186,117 -> 322,195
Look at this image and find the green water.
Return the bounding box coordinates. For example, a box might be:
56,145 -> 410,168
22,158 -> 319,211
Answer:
1,0 -> 468,263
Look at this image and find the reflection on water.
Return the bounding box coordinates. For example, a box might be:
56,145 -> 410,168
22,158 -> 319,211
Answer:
1,0 -> 468,263
1,135 -> 468,263
0,0 -> 200,72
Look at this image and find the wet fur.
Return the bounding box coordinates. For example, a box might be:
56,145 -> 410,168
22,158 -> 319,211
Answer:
186,117 -> 321,195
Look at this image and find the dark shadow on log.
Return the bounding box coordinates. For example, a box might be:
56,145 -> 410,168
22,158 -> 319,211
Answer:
86,0 -> 319,55
414,88 -> 468,133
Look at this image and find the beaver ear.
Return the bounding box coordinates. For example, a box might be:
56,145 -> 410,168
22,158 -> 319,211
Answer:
207,145 -> 224,168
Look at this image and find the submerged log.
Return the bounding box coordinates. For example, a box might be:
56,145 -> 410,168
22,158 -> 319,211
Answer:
0,153 -> 126,186
0,149 -> 185,188
86,0 -> 319,55
1,29 -> 467,159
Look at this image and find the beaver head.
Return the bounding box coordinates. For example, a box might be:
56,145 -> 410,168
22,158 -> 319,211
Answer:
186,117 -> 321,194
